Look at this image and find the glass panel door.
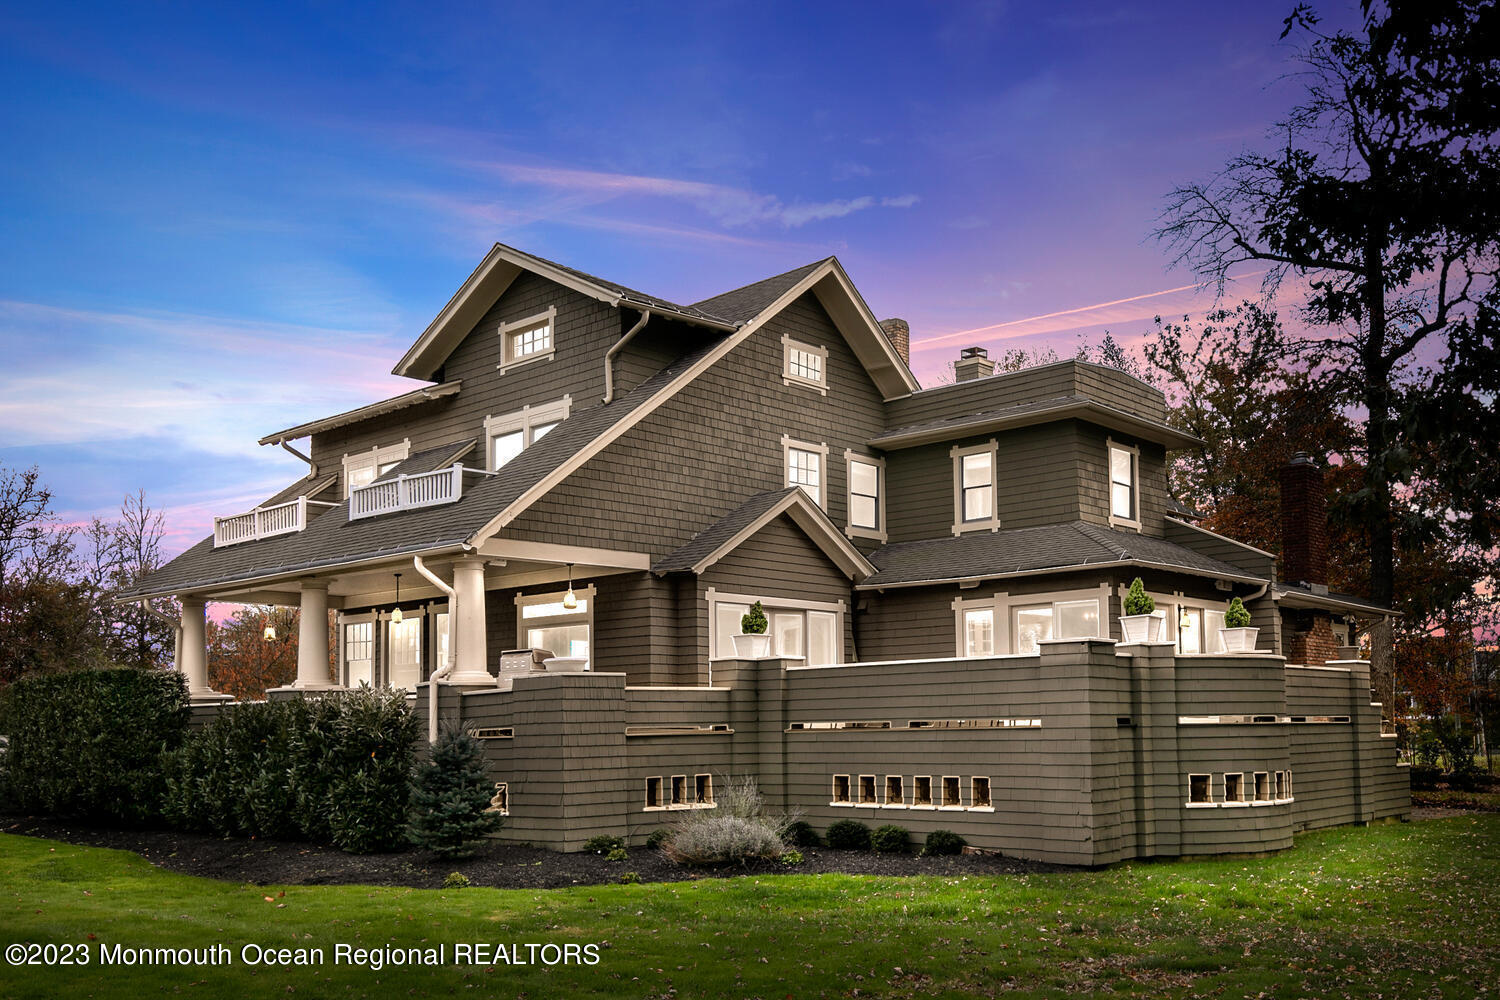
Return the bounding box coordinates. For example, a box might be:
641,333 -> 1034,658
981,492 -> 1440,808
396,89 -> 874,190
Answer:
387,617 -> 422,690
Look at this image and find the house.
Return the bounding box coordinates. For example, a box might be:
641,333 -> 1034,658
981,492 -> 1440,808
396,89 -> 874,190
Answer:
120,243 -> 1408,861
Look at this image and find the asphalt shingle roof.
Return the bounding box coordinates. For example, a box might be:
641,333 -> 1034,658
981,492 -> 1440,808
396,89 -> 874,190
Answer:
652,488 -> 801,573
860,520 -> 1267,589
121,335 -> 729,599
688,259 -> 830,325
371,440 -> 477,484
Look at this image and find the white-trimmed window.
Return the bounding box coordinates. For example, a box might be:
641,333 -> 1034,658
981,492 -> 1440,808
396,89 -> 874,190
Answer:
342,440 -> 411,498
782,336 -> 828,393
646,776 -> 663,809
951,441 -> 1000,533
1189,774 -> 1212,803
671,775 -> 687,807
516,585 -> 594,667
485,396 -> 571,471
885,775 -> 905,806
497,306 -> 557,372
859,775 -> 878,805
913,776 -> 933,807
782,436 -> 828,508
1254,771 -> 1270,802
844,451 -> 886,541
1013,598 -> 1102,654
695,774 -> 714,806
1108,440 -> 1140,528
709,591 -> 843,665
1224,772 -> 1244,803
941,775 -> 962,808
386,611 -> 423,691
971,777 -> 992,809
832,774 -> 851,804
963,608 -> 995,657
341,617 -> 374,687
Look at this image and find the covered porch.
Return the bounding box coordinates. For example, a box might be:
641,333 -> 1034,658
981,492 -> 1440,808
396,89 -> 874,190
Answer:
164,538 -> 653,703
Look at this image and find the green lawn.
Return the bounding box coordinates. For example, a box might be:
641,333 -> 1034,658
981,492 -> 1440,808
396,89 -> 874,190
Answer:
2,817 -> 1497,999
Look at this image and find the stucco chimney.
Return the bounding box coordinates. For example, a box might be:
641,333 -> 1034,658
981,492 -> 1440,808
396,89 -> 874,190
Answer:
1279,452 -> 1328,590
879,318 -> 910,366
954,346 -> 995,382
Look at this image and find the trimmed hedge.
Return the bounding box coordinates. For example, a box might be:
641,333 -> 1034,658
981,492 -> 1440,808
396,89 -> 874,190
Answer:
871,824 -> 910,853
825,819 -> 872,849
2,668 -> 188,824
163,688 -> 419,853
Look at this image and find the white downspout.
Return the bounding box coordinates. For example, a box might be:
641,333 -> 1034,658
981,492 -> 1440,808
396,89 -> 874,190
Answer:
603,310 -> 651,404
414,555 -> 458,744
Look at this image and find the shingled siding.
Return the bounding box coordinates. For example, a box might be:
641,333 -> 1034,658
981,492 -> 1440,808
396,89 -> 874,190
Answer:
1074,423 -> 1168,537
1285,661 -> 1409,832
883,422 -> 1087,543
502,291 -> 888,554
305,272 -> 708,496
421,642 -> 1407,860
882,360 -> 1167,430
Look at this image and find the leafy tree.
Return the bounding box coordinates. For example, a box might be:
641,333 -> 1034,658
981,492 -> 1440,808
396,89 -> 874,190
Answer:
408,726 -> 502,859
1155,1 -> 1500,686
207,605 -> 301,701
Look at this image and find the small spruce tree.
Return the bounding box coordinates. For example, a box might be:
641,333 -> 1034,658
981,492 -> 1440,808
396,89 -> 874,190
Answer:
741,601 -> 768,635
409,727 -> 502,859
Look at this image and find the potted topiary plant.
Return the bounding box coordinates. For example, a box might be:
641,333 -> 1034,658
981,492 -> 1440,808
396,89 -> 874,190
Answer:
731,601 -> 773,658
1218,597 -> 1258,652
1119,577 -> 1162,643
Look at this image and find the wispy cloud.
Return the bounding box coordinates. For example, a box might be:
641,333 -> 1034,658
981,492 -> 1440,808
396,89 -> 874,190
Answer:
470,160 -> 920,230
911,271 -> 1270,351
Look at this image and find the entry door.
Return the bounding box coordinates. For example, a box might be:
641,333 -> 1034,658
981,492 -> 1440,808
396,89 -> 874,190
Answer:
387,617 -> 422,690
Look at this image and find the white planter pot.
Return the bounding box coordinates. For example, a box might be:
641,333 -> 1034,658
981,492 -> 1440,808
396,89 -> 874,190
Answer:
1218,627 -> 1259,653
543,655 -> 590,672
1119,614 -> 1163,644
731,633 -> 773,658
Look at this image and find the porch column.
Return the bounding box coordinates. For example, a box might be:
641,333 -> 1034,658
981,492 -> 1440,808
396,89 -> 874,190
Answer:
294,581 -> 337,688
178,598 -> 216,699
449,555 -> 493,684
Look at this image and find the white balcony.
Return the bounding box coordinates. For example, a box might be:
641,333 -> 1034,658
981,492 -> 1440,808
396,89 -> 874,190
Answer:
349,464 -> 467,521
213,496 -> 336,548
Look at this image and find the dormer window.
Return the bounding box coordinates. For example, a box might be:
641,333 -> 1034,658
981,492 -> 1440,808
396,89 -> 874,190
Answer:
498,306 -> 557,373
782,336 -> 828,394
342,440 -> 410,498
1108,439 -> 1140,529
485,396 -> 571,471
951,440 -> 1000,534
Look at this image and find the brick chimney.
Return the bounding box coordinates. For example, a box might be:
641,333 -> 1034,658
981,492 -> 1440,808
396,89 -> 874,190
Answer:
954,346 -> 995,382
879,318 -> 910,366
1279,452 -> 1328,590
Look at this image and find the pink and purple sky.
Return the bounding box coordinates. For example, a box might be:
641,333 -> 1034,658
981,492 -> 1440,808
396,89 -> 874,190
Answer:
0,1 -> 1356,555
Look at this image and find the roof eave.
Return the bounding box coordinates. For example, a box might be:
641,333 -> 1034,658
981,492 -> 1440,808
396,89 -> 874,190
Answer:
1274,588 -> 1398,617
871,400 -> 1204,451
680,490 -> 875,580
257,381 -> 462,445
856,557 -> 1266,591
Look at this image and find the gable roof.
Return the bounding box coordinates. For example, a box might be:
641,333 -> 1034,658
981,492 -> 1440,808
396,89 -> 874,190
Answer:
857,520 -> 1267,591
653,487 -> 875,580
688,259 -> 831,324
394,243 -> 739,381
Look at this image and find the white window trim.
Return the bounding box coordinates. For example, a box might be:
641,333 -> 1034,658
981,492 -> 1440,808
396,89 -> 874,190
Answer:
939,774 -> 964,809
781,335 -> 829,394
954,582 -> 1111,656
337,611 -> 376,688
781,435 -> 829,509
912,775 -> 934,810
843,449 -> 887,542
884,775 -> 906,808
1107,438 -> 1141,531
515,585 -> 595,664
969,776 -> 994,811
1188,773 -> 1214,805
484,395 -> 572,471
341,439 -> 411,499
705,588 -> 846,664
831,774 -> 852,806
497,306 -> 557,373
951,440 -> 1001,534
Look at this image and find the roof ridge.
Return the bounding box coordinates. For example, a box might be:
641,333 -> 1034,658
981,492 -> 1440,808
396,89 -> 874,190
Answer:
688,257 -> 833,310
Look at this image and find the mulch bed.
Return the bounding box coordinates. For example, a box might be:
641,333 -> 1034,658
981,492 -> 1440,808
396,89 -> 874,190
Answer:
1,814 -> 1068,889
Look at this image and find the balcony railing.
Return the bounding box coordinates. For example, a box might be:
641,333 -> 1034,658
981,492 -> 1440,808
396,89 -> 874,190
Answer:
213,496 -> 336,548
349,464 -> 466,521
